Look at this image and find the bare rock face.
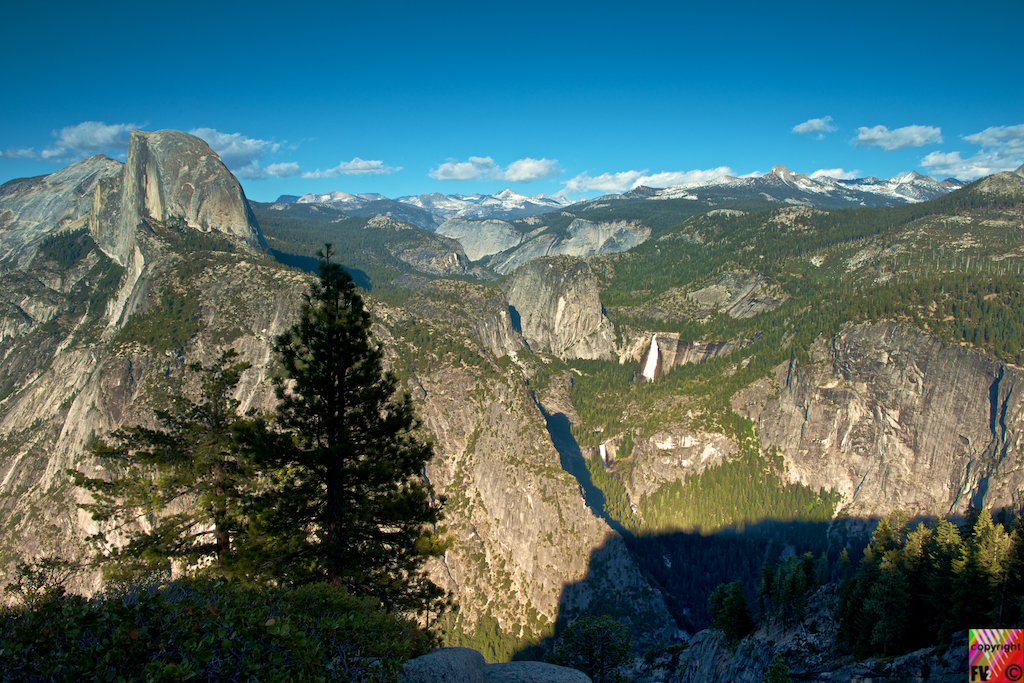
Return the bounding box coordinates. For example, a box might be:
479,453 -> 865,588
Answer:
487,662 -> 592,683
436,218 -> 526,262
667,588 -> 967,683
754,322 -> 1024,517
88,129 -> 264,268
636,332 -> 761,380
685,271 -> 789,319
489,220 -> 651,276
504,257 -> 615,360
400,647 -> 487,683
0,155 -> 121,268
436,218 -> 652,276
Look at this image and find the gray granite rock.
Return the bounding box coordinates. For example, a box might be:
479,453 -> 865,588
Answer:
400,647 -> 487,683
486,661 -> 592,683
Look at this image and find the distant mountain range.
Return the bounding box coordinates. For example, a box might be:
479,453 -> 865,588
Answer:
574,165 -> 965,213
269,188 -> 572,230
268,167 -> 965,231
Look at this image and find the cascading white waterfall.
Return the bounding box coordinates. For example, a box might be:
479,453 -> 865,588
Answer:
642,334 -> 659,381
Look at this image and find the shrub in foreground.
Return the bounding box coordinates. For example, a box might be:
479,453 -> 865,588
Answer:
0,578 -> 435,682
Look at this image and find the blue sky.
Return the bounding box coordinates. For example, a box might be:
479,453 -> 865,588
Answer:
2,0 -> 1022,203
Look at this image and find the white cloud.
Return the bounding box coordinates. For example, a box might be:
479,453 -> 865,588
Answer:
641,168 -> 733,186
233,162 -> 267,181
920,150 -> 1018,180
810,168 -> 860,180
2,121 -> 140,161
502,157 -> 560,182
189,127 -> 280,171
963,124 -> 1024,148
854,124 -> 942,151
793,116 -> 837,139
429,156 -> 561,182
266,162 -> 301,178
429,156 -> 499,181
919,123 -> 1024,180
0,147 -> 39,160
561,171 -> 644,195
302,158 -> 397,179
51,121 -> 136,154
560,167 -> 733,196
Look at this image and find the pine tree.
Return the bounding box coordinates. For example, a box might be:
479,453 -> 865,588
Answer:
250,245 -> 447,614
546,615 -> 632,683
762,653 -> 791,683
709,580 -> 753,643
70,350 -> 253,575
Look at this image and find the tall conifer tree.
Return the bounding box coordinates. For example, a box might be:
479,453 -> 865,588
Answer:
252,245 -> 447,614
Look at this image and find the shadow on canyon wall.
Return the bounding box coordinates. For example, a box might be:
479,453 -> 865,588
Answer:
507,404 -> 978,664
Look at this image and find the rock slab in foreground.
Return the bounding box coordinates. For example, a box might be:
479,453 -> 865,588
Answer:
400,648 -> 592,683
486,661 -> 592,683
400,647 -> 486,683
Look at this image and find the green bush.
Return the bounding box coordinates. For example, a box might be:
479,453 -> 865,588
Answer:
0,578 -> 435,682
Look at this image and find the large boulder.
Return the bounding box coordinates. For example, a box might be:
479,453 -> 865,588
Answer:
487,661 -> 592,683
400,647 -> 486,683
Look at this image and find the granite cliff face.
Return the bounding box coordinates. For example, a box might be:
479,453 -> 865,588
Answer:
89,129 -> 264,267
745,322 -> 1024,517
0,155 -> 121,268
435,218 -> 527,262
635,332 -> 761,380
489,219 -> 652,276
436,217 -> 651,275
503,257 -> 616,361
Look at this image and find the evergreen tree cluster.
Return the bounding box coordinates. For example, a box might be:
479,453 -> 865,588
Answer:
707,580 -> 753,644
837,509 -> 1024,657
639,448 -> 839,534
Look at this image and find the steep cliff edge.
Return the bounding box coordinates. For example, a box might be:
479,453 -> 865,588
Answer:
746,322 -> 1024,517
503,257 -> 616,361
0,155 -> 121,268
88,129 -> 264,268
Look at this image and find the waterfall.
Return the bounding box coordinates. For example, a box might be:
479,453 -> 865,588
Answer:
642,334 -> 659,381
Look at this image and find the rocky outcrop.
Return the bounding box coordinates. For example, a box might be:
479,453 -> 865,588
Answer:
753,322 -> 1024,517
666,587 -> 967,683
436,218 -> 652,275
489,220 -> 651,276
436,218 -> 527,262
0,155 -> 121,268
503,257 -> 615,360
636,332 -> 761,380
365,216 -> 477,277
685,271 -> 788,319
88,129 -> 264,268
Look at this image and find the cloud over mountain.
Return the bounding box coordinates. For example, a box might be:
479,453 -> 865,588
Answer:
1,121 -> 138,161
810,168 -> 859,180
302,158 -> 398,179
189,128 -> 300,181
854,125 -> 942,151
429,156 -> 560,182
918,123 -> 1024,180
560,167 -> 733,195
